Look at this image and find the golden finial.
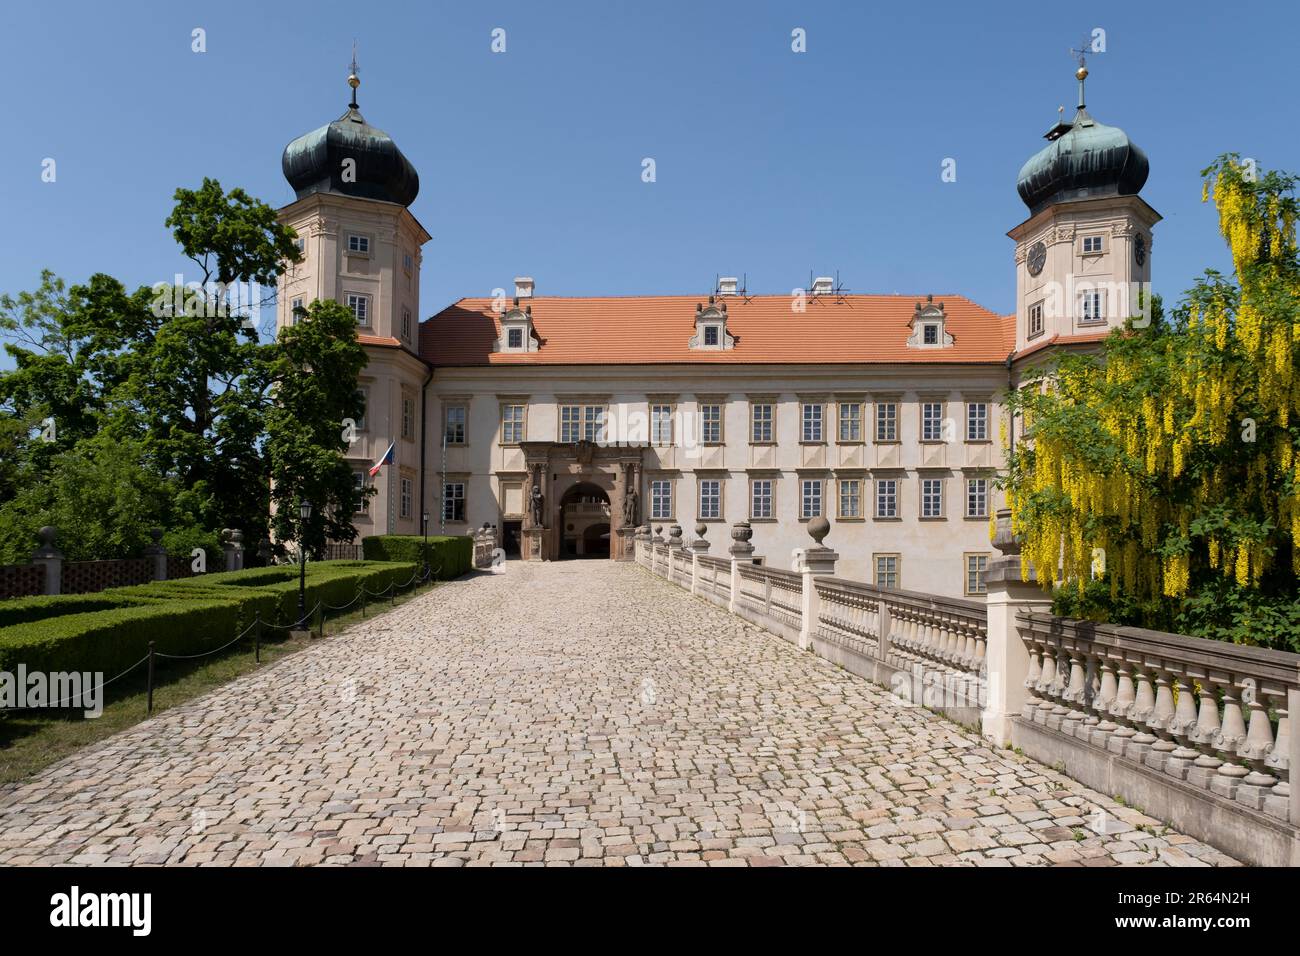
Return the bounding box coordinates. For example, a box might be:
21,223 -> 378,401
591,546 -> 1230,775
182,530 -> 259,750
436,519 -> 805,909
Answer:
1076,65 -> 1089,82
347,41 -> 360,107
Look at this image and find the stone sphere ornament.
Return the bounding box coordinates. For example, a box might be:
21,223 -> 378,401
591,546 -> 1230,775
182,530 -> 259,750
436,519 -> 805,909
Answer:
808,516 -> 830,546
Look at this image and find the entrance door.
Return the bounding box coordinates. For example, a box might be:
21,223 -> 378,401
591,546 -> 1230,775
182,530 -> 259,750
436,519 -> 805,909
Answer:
559,482 -> 611,558
502,520 -> 521,558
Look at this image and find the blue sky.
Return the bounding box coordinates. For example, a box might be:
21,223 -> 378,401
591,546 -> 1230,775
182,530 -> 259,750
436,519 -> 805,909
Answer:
2,0 -> 1297,330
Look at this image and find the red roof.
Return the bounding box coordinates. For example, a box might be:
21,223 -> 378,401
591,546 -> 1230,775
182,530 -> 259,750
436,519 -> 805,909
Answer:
419,294 -> 1016,367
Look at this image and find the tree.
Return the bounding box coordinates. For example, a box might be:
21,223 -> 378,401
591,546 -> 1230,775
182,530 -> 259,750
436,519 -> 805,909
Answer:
264,299 -> 370,555
0,179 -> 372,563
1004,156 -> 1300,649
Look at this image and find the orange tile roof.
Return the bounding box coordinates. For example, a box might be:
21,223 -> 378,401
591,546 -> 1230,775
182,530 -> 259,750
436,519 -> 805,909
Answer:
419,295 -> 1016,367
1012,330 -> 1112,362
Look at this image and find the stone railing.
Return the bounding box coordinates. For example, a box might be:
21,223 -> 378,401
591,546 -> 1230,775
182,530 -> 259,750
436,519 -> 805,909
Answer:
1017,612 -> 1297,825
634,508 -> 1300,866
472,524 -> 497,569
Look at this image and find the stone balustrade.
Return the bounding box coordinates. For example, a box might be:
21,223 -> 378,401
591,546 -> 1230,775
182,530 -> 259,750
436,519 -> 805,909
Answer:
1018,612 -> 1297,824
472,524 -> 497,569
633,507 -> 1300,866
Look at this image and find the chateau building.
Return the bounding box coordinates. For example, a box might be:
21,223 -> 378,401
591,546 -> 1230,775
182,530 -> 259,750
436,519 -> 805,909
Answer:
275,61 -> 1157,599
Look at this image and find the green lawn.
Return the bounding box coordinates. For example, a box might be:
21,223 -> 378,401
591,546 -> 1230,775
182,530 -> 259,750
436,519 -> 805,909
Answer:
0,578 -> 442,787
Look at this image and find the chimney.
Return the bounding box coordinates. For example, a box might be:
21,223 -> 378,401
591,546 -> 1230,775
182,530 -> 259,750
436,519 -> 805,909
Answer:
812,276 -> 834,295
717,276 -> 739,296
514,276 -> 534,299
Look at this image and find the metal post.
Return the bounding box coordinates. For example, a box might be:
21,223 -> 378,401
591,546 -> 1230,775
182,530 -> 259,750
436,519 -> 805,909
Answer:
146,641 -> 156,714
254,613 -> 261,663
297,551 -> 307,627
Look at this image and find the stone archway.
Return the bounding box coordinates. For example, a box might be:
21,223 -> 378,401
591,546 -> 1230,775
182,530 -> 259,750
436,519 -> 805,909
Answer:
519,440 -> 645,561
560,482 -> 610,558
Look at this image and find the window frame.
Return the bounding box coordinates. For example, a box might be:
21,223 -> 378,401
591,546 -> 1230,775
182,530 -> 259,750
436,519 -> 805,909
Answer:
920,476 -> 945,519
875,402 -> 898,443
345,292 -> 370,327
441,481 -> 466,523
401,306 -> 412,342
966,401 -> 989,442
965,552 -> 990,595
800,478 -> 823,519
699,402 -> 723,445
801,403 -> 825,444
442,403 -> 466,446
698,478 -> 722,520
838,402 -> 863,443
1080,288 -> 1106,324
874,477 -> 899,519
353,470 -> 369,514
1028,299 -> 1045,339
750,402 -> 775,444
966,476 -> 989,519
500,403 -> 525,445
650,403 -> 674,446
399,476 -> 413,519
874,553 -> 900,590
346,233 -> 371,255
750,478 -> 774,520
838,477 -> 862,519
921,401 -> 945,443
1081,235 -> 1104,255
650,478 -> 674,520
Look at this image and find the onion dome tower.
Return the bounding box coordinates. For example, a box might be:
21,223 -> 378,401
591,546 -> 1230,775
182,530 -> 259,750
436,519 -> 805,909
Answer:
1007,54 -> 1160,355
281,59 -> 419,207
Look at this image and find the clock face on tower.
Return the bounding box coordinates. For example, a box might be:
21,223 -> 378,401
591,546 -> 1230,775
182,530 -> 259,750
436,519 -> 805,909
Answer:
1134,233 -> 1147,266
1027,241 -> 1047,276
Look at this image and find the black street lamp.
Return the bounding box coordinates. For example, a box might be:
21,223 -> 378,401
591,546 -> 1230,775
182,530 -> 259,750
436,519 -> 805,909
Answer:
421,511 -> 430,580
297,498 -> 313,625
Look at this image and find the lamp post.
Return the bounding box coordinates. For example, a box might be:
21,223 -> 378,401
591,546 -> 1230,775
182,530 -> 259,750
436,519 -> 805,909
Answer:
421,511 -> 430,580
297,498 -> 312,626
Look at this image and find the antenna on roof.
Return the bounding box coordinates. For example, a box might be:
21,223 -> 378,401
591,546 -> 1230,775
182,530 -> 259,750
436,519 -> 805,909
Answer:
808,271 -> 849,302
714,273 -> 748,299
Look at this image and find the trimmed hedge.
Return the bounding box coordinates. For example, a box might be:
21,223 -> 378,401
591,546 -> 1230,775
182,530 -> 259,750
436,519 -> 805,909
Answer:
362,535 -> 473,579
0,560 -> 421,682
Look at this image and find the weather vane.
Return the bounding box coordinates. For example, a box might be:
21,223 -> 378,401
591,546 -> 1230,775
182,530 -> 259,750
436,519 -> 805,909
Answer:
1068,35 -> 1091,108
348,40 -> 360,108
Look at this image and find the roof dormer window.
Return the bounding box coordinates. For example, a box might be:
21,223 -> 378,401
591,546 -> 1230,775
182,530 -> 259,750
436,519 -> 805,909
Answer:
496,299 -> 538,353
689,298 -> 736,351
907,295 -> 953,349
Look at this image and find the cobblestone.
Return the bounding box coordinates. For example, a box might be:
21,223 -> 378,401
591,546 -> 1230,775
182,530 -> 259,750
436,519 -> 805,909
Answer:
0,561 -> 1239,866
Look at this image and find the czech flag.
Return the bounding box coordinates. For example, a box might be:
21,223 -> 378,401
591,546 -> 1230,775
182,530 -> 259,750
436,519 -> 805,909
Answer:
368,441 -> 395,477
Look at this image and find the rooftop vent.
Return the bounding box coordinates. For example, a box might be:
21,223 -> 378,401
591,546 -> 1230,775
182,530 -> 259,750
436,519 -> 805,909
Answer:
717,276 -> 739,296
514,276 -> 534,299
811,276 -> 834,295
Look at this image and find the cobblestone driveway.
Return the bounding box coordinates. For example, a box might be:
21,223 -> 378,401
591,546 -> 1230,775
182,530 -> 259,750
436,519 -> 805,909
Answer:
0,561 -> 1237,866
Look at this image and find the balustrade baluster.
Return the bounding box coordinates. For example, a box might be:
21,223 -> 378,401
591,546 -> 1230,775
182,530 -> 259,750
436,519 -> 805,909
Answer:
1209,679 -> 1251,800
1106,660 -> 1138,755
1162,667 -> 1201,780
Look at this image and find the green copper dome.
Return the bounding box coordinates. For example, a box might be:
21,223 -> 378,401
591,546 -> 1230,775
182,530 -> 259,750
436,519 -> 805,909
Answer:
282,83 -> 419,208
1016,103 -> 1148,215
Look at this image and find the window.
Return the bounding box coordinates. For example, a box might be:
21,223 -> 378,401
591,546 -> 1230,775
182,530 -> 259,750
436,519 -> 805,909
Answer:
922,402 -> 944,442
400,476 -> 412,519
800,479 -> 823,519
501,404 -> 524,444
704,325 -> 720,346
346,293 -> 369,326
559,405 -> 604,443
876,402 -> 898,442
651,404 -> 673,445
966,477 -> 988,518
1081,289 -> 1105,323
347,234 -> 370,254
921,477 -> 944,518
403,252 -> 414,272
1082,235 -> 1103,254
874,554 -> 899,589
801,404 -> 824,443
751,403 -> 774,443
443,405 -> 465,445
1029,301 -> 1044,338
353,471 -> 369,514
700,403 -> 722,444
839,402 -> 862,442
965,553 -> 989,595
875,478 -> 898,518
441,481 -> 465,522
839,478 -> 861,518
698,479 -> 721,519
290,297 -> 304,324
750,479 -> 774,519
294,237 -> 305,253
967,402 -> 989,441
650,479 -> 673,520
401,396 -> 416,441
923,324 -> 939,345
507,327 -> 523,349
401,307 -> 412,341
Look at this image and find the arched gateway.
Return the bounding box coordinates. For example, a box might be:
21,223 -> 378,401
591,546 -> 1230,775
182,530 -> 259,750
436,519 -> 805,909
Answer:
518,440 -> 644,562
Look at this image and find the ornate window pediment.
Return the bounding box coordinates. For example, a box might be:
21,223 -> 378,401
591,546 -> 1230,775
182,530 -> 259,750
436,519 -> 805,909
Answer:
688,297 -> 736,351
906,295 -> 954,349
495,300 -> 540,353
